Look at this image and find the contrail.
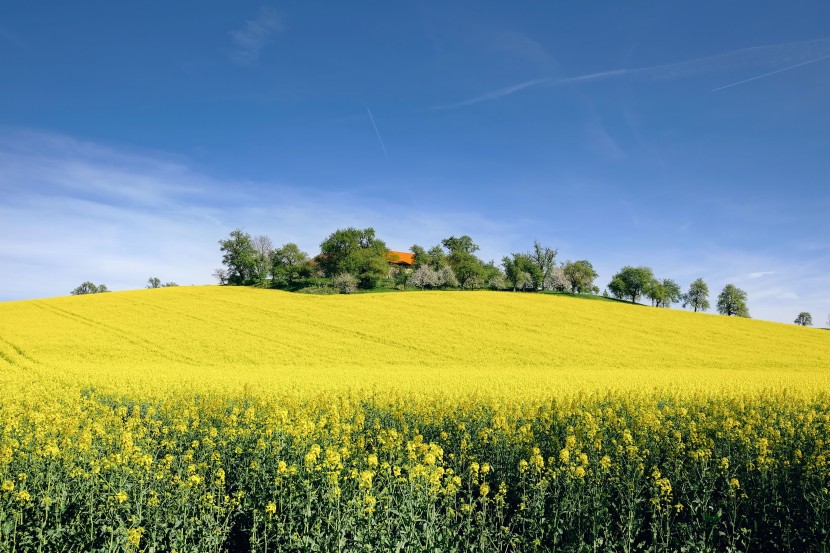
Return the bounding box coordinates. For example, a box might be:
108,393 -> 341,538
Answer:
712,53 -> 830,91
366,107 -> 391,166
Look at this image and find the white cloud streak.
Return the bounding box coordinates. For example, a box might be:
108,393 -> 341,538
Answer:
428,37 -> 830,109
229,7 -> 283,66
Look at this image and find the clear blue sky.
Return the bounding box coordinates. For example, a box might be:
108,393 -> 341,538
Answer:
1,2 -> 828,324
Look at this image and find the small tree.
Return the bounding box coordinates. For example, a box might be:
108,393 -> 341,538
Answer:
271,243 -> 311,287
392,266 -> 412,290
147,277 -> 162,289
437,266 -> 459,288
608,266 -> 655,303
251,235 -> 275,285
331,273 -> 358,294
410,265 -> 439,290
717,284 -> 750,317
544,266 -> 568,292
219,229 -> 258,285
530,241 -> 557,289
71,282 -> 108,295
502,253 -> 541,292
682,278 -> 710,312
562,260 -> 598,294
794,312 -> 813,326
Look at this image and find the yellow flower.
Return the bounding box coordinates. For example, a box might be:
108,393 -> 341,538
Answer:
1,480 -> 13,492
126,527 -> 143,549
265,502 -> 277,515
114,490 -> 128,504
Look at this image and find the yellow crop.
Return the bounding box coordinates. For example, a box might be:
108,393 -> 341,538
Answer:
0,287 -> 828,551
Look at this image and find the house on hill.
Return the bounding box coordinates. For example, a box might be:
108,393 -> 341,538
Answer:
387,250 -> 415,267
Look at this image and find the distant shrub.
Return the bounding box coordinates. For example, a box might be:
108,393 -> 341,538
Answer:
296,286 -> 338,295
331,273 -> 358,295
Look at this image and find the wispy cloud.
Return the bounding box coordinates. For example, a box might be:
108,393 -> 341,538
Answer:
711,53 -> 830,91
425,79 -> 550,111
229,7 -> 283,66
427,38 -> 830,110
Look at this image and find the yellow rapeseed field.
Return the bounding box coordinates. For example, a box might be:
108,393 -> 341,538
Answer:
0,286 -> 827,399
0,287 -> 828,552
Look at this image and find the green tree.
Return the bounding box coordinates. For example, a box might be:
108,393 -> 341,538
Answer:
646,278 -> 682,307
219,229 -> 258,285
319,227 -> 389,289
562,260 -> 598,294
441,235 -> 484,290
682,278 -> 710,312
71,282 -> 109,295
271,243 -> 311,287
607,266 -> 655,303
717,284 -> 750,317
502,253 -> 541,292
530,241 -> 557,289
410,244 -> 429,268
147,277 -> 161,289
251,235 -> 274,285
794,312 -> 813,326
391,266 -> 412,290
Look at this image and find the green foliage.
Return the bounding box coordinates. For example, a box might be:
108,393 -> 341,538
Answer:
271,243 -> 311,287
647,278 -> 683,308
608,266 -> 655,303
562,260 -> 598,294
530,241 -> 557,288
794,312 -> 813,326
71,282 -> 109,295
319,228 -> 388,289
717,284 -> 750,317
502,253 -> 542,292
682,278 -> 711,312
219,229 -> 258,285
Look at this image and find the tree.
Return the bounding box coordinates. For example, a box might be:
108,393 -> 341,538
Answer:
319,227 -> 389,289
410,244 -> 429,268
330,273 -> 358,294
271,243 -> 311,287
71,282 -> 108,295
544,266 -> 568,292
251,235 -> 274,284
682,278 -> 710,312
607,266 -> 655,303
437,266 -> 459,288
147,277 -> 178,288
425,245 -> 448,270
562,260 -> 598,294
646,278 -> 682,308
410,265 -> 439,290
794,312 -> 813,326
219,229 -> 258,285
717,284 -> 750,317
212,268 -> 228,285
391,266 -> 412,290
530,241 -> 557,289
502,253 -> 542,292
441,235 -> 479,256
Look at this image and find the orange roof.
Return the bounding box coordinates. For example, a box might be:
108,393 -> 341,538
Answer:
387,250 -> 415,265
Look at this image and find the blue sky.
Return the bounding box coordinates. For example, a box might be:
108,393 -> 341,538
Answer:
1,2 -> 828,324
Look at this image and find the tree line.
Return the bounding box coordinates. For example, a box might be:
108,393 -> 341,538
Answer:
213,227 -> 766,319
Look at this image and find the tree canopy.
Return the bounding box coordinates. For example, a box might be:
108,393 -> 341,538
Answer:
562,260 -> 598,294
319,227 -> 389,289
794,312 -> 812,326
717,284 -> 750,317
682,278 -> 710,312
71,282 -> 109,295
608,266 -> 655,303
219,229 -> 258,285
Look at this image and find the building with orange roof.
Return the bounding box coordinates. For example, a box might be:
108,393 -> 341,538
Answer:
386,250 -> 415,266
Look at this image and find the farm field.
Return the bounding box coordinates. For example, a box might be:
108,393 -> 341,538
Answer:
0,287 -> 829,551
